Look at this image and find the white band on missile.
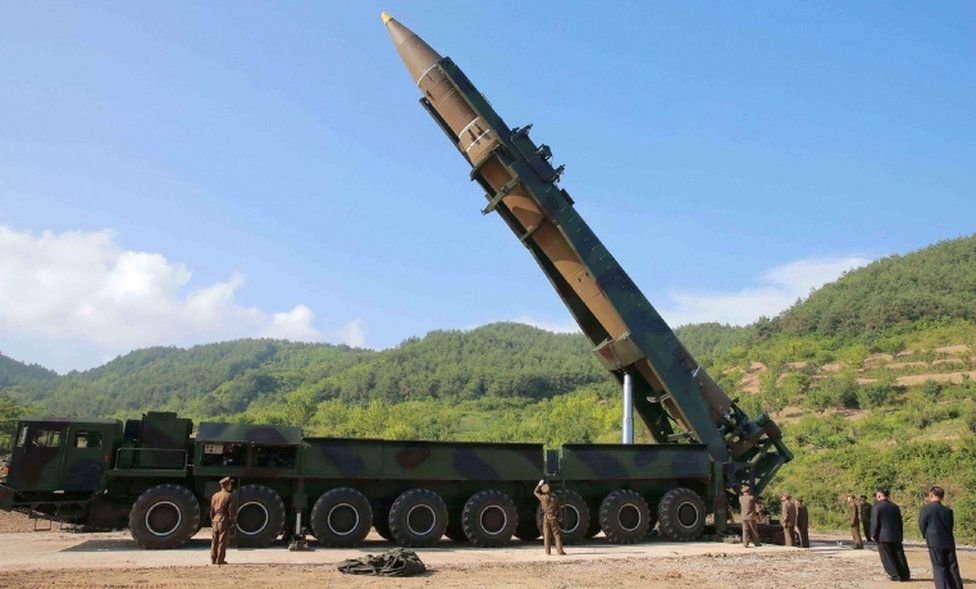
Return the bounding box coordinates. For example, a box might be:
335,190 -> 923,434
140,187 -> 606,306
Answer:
464,129 -> 493,153
416,63 -> 441,87
458,117 -> 481,139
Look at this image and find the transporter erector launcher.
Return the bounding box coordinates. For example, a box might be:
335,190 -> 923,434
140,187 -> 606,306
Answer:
381,13 -> 792,498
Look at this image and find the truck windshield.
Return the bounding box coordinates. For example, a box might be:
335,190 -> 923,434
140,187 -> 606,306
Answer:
29,428 -> 63,448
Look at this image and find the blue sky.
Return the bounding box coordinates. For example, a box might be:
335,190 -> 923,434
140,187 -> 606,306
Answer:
0,2 -> 973,371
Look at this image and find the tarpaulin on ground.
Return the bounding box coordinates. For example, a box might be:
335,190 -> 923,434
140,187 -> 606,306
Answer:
337,547 -> 426,577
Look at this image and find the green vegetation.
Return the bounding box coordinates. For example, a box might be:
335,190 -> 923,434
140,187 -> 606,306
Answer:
772,235 -> 976,337
2,234 -> 976,540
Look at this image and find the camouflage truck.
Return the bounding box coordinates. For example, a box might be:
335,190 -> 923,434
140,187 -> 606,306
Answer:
1,412 -> 719,548
0,14 -> 794,550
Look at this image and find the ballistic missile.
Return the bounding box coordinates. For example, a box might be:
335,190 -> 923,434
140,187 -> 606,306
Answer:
382,12 -> 790,473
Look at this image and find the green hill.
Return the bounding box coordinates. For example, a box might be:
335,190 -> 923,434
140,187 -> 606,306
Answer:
0,323 -> 609,421
771,234 -> 976,337
0,353 -> 57,387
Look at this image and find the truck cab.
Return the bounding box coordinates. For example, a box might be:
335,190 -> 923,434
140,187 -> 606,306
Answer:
1,418 -> 120,513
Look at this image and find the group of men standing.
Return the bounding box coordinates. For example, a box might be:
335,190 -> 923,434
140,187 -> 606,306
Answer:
860,487 -> 964,588
740,485 -> 964,589
738,485 -> 810,548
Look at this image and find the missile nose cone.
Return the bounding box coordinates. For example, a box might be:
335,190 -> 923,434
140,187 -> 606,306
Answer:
381,14 -> 441,84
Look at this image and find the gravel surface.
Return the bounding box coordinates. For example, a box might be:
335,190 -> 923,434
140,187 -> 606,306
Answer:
1,523 -> 973,588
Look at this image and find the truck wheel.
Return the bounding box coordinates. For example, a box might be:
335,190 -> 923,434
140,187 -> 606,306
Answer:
373,508 -> 394,542
234,484 -> 285,548
462,489 -> 517,547
129,484 -> 201,549
310,487 -> 372,547
535,489 -> 590,545
657,487 -> 706,541
388,488 -> 448,547
514,508 -> 540,540
599,490 -> 651,544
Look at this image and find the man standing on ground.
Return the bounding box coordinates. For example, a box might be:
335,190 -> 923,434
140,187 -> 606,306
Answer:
872,488 -> 911,582
534,479 -> 565,556
919,486 -> 964,589
739,484 -> 762,547
780,494 -> 797,547
795,497 -> 810,548
859,495 -> 873,543
210,477 -> 235,565
847,494 -> 864,549
756,497 -> 771,525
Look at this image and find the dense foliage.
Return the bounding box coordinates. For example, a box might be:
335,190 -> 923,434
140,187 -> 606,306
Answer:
0,323 -> 608,421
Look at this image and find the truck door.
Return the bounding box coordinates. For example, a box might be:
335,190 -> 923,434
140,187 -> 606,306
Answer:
61,425 -> 110,492
7,422 -> 66,491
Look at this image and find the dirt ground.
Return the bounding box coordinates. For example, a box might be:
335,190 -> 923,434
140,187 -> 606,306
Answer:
1,511 -> 973,588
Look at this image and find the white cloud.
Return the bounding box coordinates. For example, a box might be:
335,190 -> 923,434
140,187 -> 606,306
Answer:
328,318 -> 366,348
512,315 -> 581,334
0,225 -> 365,372
661,255 -> 871,327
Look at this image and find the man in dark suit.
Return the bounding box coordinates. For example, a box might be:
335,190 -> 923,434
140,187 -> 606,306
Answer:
871,488 -> 911,582
919,486 -> 964,589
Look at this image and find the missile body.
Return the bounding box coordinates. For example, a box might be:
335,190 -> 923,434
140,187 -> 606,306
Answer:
382,14 -> 791,490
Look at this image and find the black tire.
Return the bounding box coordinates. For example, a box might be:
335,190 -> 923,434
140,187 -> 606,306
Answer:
535,489 -> 590,545
128,483 -> 201,549
234,484 -> 286,548
310,487 -> 372,547
514,508 -> 541,541
461,490 -> 517,547
599,490 -> 651,544
373,508 -> 394,542
388,488 -> 448,547
657,487 -> 706,541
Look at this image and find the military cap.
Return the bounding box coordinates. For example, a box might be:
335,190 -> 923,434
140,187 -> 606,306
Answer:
219,476 -> 232,486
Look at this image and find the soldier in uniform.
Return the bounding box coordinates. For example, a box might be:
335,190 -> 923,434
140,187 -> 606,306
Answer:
847,494 -> 864,549
780,494 -> 797,547
210,477 -> 235,565
534,479 -> 565,556
756,497 -> 771,525
859,495 -> 873,543
739,484 -> 762,547
795,497 -> 810,548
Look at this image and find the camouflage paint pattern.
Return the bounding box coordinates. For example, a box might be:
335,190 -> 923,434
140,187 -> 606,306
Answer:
3,418 -> 119,492
301,438 -> 543,481
197,422 -> 301,445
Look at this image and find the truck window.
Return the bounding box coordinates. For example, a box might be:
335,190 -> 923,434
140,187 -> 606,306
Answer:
16,425 -> 29,448
200,442 -> 247,467
74,431 -> 102,448
30,428 -> 63,448
254,446 -> 296,469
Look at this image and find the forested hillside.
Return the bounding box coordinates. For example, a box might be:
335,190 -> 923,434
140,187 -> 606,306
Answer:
0,323 -> 610,421
2,234 -> 976,540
